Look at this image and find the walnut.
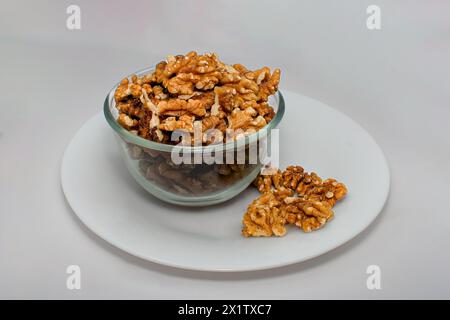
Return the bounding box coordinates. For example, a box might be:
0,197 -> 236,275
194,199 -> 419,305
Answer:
227,107 -> 267,133
221,66 -> 280,103
253,175 -> 271,194
114,51 -> 281,146
158,115 -> 195,132
141,147 -> 162,159
149,127 -> 168,143
273,186 -> 294,201
157,162 -> 203,193
243,165 -> 348,237
242,101 -> 274,118
282,165 -> 305,189
257,68 -> 281,102
189,91 -> 215,110
195,73 -> 220,90
117,113 -> 138,130
157,99 -> 206,117
157,52 -> 198,81
114,78 -> 142,102
254,169 -> 283,193
116,99 -> 145,119
201,115 -> 222,131
177,91 -> 203,100
214,164 -> 232,175
197,169 -> 221,190
152,85 -> 168,100
232,63 -> 249,74
213,85 -> 244,113
178,52 -> 220,74
303,200 -> 333,220
304,178 -> 348,207
144,163 -> 173,189
218,67 -> 242,84
157,52 -> 222,94
295,172 -> 322,194
245,67 -> 271,85
165,72 -> 220,95
283,199 -> 334,233
242,193 -> 287,237
137,156 -> 256,197
165,74 -> 195,95
297,215 -> 328,233
278,197 -> 333,233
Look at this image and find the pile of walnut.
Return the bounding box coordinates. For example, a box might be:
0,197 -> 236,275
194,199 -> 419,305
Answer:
242,166 -> 348,237
114,51 -> 281,144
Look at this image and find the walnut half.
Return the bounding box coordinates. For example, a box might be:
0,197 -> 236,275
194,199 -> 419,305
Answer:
242,193 -> 287,237
242,165 -> 348,237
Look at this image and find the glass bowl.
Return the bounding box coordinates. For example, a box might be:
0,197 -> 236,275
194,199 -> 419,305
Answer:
104,67 -> 285,206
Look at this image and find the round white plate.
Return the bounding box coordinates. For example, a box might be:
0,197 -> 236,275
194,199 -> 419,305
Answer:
61,91 -> 389,272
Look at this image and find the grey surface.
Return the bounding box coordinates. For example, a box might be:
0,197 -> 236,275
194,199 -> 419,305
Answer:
1,0 -> 449,299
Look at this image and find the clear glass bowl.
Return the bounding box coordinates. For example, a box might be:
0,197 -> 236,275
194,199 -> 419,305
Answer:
104,68 -> 285,206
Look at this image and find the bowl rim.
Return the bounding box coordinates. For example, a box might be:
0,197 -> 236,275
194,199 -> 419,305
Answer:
104,67 -> 285,152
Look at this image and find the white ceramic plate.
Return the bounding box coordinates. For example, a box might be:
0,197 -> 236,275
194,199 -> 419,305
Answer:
61,91 -> 389,272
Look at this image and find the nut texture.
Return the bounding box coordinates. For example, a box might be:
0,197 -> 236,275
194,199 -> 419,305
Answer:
113,52 -> 281,197
114,51 -> 281,145
243,165 -> 348,237
242,192 -> 287,237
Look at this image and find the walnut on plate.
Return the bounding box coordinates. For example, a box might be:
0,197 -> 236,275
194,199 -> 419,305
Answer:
283,197 -> 334,233
242,192 -> 287,237
243,165 -> 348,237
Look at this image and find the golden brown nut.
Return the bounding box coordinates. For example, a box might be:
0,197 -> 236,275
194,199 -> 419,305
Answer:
244,165 -> 348,237
152,85 -> 168,100
117,113 -> 138,130
158,115 -> 195,133
114,77 -> 144,103
282,197 -> 334,232
114,51 -> 281,145
253,169 -> 283,193
227,108 -> 267,133
116,99 -> 145,119
273,186 -> 294,201
258,68 -> 281,102
244,67 -> 271,85
201,115 -> 222,131
305,178 -> 348,207
297,215 -> 328,233
282,165 -> 305,190
157,99 -> 206,117
253,175 -> 271,193
214,85 -> 238,112
242,193 -> 286,237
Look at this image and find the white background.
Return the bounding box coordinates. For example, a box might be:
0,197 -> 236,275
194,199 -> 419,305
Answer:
1,0 -> 449,299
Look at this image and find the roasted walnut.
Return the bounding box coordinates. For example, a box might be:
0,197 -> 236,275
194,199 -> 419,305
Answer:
243,165 -> 347,237
114,51 -> 280,146
242,192 -> 287,237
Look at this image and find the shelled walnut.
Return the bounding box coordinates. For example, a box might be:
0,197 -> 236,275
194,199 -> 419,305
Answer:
125,142 -> 257,196
114,51 -> 281,145
114,52 -> 282,197
242,192 -> 287,237
242,165 -> 348,237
